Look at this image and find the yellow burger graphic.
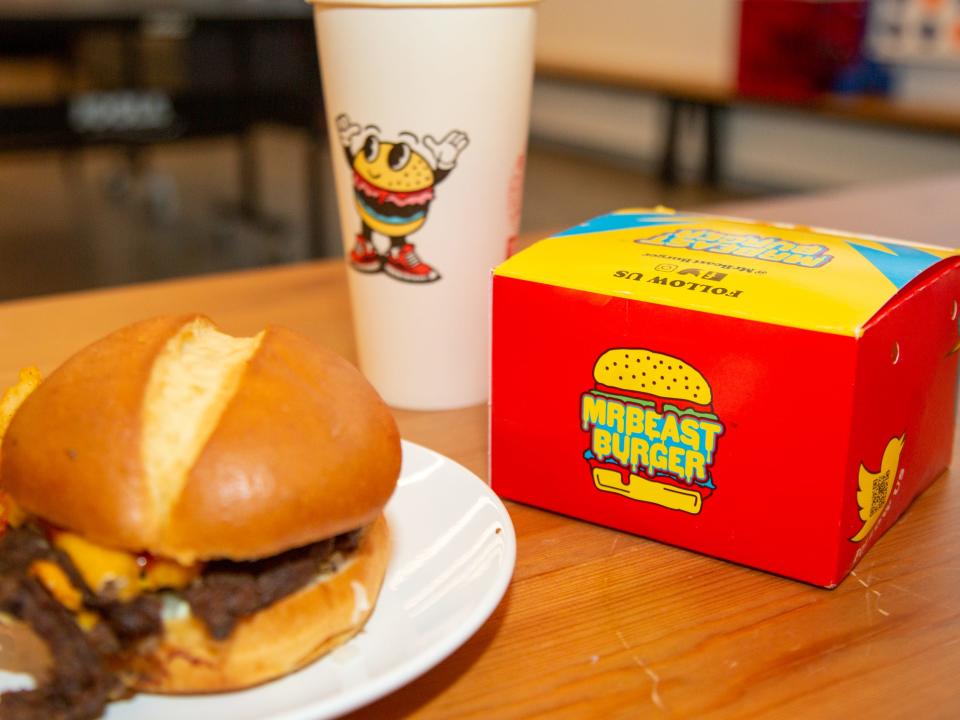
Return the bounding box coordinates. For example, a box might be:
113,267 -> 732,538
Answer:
581,349 -> 724,515
336,113 -> 468,283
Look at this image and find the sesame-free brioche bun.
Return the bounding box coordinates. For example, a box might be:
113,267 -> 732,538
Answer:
131,514 -> 390,693
0,315 -> 401,563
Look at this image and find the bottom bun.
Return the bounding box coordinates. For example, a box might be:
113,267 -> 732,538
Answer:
132,514 -> 389,693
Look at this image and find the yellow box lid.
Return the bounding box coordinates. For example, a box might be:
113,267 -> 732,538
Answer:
494,208 -> 958,336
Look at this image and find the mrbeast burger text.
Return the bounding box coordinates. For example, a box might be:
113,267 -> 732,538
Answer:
581,349 -> 723,515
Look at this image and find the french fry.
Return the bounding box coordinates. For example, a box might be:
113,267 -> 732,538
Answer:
0,366 -> 42,532
0,366 -> 42,439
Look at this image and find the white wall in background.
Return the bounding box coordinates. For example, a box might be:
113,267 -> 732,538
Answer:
533,0 -> 960,190
536,0 -> 738,91
725,106 -> 960,188
530,80 -> 664,159
530,79 -> 960,190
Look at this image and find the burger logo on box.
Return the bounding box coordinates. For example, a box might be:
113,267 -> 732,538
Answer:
580,349 -> 724,515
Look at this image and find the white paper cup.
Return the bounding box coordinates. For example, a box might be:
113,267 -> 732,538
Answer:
310,0 -> 537,410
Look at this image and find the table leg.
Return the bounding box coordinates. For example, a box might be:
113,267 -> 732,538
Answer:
659,97 -> 683,185
238,129 -> 261,220
703,102 -> 725,187
305,68 -> 326,258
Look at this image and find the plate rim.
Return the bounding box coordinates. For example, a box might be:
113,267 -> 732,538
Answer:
280,439 -> 516,719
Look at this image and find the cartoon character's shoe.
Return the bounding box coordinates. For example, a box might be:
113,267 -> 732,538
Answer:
349,236 -> 383,273
384,243 -> 440,283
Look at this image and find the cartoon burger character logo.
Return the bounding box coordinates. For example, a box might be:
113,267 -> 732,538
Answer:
581,349 -> 724,515
336,113 -> 469,283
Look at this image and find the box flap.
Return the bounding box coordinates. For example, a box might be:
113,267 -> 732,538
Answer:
495,208 -> 958,336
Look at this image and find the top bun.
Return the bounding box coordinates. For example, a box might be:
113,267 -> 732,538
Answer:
0,315 -> 401,563
593,348 -> 711,405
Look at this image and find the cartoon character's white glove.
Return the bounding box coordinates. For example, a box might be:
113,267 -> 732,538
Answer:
336,113 -> 362,148
424,130 -> 469,170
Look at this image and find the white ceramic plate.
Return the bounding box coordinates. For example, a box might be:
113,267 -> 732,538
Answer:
1,441 -> 516,719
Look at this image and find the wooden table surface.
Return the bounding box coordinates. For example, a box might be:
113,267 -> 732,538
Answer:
1,179 -> 959,719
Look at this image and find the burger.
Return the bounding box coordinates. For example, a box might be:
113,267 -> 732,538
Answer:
0,315 -> 400,719
582,348 -> 723,515
351,147 -> 436,240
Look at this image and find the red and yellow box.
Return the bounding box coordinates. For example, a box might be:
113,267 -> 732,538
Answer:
490,209 -> 960,587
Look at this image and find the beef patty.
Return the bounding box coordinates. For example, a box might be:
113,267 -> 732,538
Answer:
0,524 -> 362,719
184,529 -> 361,640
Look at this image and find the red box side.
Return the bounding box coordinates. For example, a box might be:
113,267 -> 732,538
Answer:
839,259 -> 960,579
491,276 -> 859,586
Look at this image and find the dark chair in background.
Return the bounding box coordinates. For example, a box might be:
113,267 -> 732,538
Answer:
0,6 -> 327,259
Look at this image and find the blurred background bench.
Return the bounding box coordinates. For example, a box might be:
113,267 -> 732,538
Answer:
0,0 -> 326,265
1,0 -> 958,300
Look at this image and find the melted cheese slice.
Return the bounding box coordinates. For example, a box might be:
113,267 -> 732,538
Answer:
51,531 -> 200,602
29,560 -> 83,611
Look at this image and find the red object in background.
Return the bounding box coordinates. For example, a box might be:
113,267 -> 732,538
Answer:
738,0 -> 868,101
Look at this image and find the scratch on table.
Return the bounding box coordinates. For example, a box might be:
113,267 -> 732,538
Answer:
873,594 -> 890,616
851,571 -> 889,617
610,535 -> 620,554
617,630 -> 667,712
